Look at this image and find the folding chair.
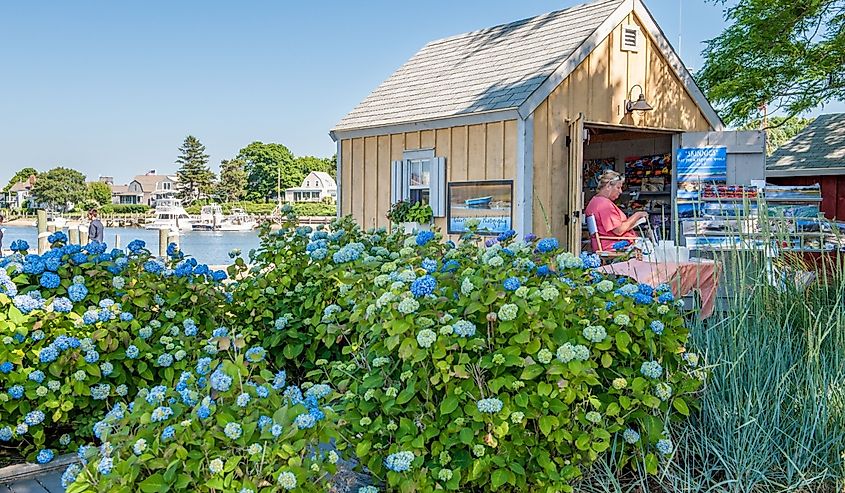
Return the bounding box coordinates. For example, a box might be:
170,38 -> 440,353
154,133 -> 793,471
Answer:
585,215 -> 643,263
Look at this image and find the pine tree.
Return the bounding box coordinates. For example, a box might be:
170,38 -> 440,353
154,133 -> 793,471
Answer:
216,159 -> 247,202
175,135 -> 215,203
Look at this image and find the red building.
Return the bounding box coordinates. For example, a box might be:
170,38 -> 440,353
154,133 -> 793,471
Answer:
767,113 -> 845,220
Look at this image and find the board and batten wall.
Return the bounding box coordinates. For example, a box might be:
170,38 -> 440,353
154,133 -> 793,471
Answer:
531,12 -> 714,240
339,121 -> 518,231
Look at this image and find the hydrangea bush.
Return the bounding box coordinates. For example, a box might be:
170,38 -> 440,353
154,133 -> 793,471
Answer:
0,235 -> 229,460
64,337 -> 338,492
229,212 -> 404,381
318,229 -> 704,492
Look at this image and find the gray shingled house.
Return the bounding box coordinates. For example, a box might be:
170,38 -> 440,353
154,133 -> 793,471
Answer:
767,113 -> 845,220
330,0 -> 764,250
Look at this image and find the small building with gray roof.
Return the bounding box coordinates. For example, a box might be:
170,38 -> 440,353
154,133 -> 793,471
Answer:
330,0 -> 762,250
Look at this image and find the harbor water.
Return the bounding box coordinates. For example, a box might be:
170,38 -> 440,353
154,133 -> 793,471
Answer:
0,226 -> 261,266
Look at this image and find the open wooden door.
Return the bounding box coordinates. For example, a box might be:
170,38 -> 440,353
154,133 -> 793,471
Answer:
566,114 -> 585,253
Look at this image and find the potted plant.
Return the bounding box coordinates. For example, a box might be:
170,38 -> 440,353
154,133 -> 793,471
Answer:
387,200 -> 433,233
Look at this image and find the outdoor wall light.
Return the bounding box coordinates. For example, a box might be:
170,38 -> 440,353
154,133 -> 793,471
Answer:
625,84 -> 653,113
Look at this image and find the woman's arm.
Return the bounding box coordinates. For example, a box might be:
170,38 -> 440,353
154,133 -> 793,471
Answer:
610,212 -> 647,235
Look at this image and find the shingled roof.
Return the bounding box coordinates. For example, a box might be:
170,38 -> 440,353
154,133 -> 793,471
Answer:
333,0 -> 626,133
767,113 -> 845,176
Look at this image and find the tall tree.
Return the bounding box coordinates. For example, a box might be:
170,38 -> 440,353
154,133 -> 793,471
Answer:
293,155 -> 336,180
175,135 -> 215,204
86,181 -> 113,206
30,167 -> 86,212
215,159 -> 248,202
236,142 -> 297,202
698,0 -> 845,126
739,116 -> 815,155
3,167 -> 38,192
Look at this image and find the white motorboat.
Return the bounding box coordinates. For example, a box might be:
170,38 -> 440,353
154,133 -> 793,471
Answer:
192,206 -> 256,231
144,198 -> 193,232
192,204 -> 226,231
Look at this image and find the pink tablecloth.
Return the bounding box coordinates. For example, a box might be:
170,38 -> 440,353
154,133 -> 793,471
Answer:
597,259 -> 720,319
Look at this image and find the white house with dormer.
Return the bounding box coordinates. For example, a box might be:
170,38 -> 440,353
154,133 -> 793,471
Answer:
285,171 -> 337,203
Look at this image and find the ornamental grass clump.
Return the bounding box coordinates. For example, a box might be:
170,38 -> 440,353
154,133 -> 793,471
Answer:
63,336 -> 339,493
0,237 -> 230,460
324,229 -> 702,492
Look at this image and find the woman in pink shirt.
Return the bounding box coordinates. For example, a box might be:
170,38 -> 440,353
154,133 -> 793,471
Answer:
584,170 -> 647,251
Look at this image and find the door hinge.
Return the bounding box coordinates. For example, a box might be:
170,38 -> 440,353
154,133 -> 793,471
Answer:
565,136 -> 571,147
564,213 -> 570,226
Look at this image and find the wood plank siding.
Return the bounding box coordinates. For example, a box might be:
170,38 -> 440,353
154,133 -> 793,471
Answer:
531,13 -> 713,240
339,122 -> 518,231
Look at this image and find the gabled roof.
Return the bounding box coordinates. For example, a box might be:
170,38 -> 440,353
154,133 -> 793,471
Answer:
767,113 -> 845,177
131,173 -> 176,192
9,181 -> 32,193
331,0 -> 721,138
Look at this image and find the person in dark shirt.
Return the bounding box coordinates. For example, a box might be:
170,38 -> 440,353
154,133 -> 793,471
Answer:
0,215 -> 4,254
88,209 -> 104,243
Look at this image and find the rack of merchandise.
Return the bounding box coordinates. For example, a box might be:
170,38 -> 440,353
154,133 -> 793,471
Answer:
681,184 -> 838,253
623,153 -> 673,240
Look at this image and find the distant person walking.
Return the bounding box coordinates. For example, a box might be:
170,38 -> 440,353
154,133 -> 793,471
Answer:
0,215 -> 4,255
88,209 -> 104,243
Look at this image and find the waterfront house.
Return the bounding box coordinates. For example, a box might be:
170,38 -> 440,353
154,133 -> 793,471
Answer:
127,170 -> 178,206
330,0 -> 764,251
284,171 -> 338,203
6,175 -> 37,209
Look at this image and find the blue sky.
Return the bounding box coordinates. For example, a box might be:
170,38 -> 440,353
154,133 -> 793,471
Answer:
1,0 -> 842,186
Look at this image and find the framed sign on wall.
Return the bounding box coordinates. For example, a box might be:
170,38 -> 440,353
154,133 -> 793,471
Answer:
447,180 -> 513,235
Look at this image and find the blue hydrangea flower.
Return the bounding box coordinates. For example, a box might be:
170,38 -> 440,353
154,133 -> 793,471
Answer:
36,449 -> 54,464
89,383 -> 110,400
245,346 -> 266,363
384,451 -> 415,472
196,405 -> 211,420
656,438 -> 673,455
52,297 -> 73,313
28,370 -> 45,383
294,413 -> 317,429
210,368 -> 233,392
658,292 -> 675,303
39,346 -> 59,363
84,350 -> 100,364
640,360 -> 663,379
10,239 -> 29,252
650,320 -> 665,335
414,230 -> 435,246
8,385 -> 24,399
503,277 -> 521,291
497,229 -> 516,242
157,353 -> 174,367
272,370 -> 287,390
25,410 -> 45,426
452,320 -> 476,338
39,272 -> 61,289
477,398 -> 503,414
410,275 -> 437,297
623,428 -> 640,444
421,258 -> 438,273
127,239 -> 146,253
160,426 -> 175,441
67,283 -> 88,302
628,292 -> 652,305
536,238 -> 559,253
0,362 -> 12,374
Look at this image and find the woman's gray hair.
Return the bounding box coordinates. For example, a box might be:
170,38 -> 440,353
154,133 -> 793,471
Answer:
596,170 -> 623,190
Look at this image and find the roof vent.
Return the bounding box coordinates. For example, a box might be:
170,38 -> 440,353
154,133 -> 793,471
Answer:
621,25 -> 641,52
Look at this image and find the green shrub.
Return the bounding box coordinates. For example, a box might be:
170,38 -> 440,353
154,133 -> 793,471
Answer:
231,214 -> 703,492
185,201 -> 336,216
323,233 -> 701,492
65,341 -> 339,493
100,204 -> 150,215
0,236 -> 229,460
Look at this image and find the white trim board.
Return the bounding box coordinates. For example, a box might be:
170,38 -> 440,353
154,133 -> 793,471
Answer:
330,109 -> 520,141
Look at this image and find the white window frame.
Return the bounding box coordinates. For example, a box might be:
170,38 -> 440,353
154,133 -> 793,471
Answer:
392,149 -> 446,217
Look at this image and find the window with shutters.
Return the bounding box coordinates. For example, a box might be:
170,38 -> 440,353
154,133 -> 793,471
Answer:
391,149 -> 446,217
